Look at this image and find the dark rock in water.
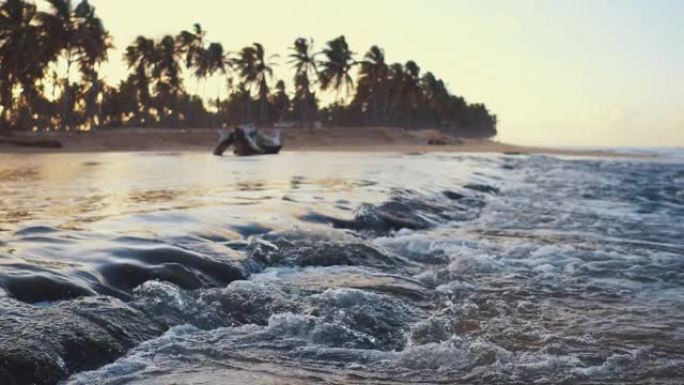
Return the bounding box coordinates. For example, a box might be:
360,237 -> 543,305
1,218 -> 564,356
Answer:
443,190 -> 466,200
307,321 -> 377,349
408,317 -> 453,345
130,280 -> 299,329
310,289 -> 420,351
103,246 -> 245,294
58,296 -> 164,350
333,201 -> 432,234
249,239 -> 402,270
301,200 -> 432,234
347,192 -> 472,234
229,223 -> 273,238
464,183 -> 500,194
0,296 -> 163,385
0,273 -> 96,303
0,243 -> 246,304
98,262 -> 205,293
199,281 -> 299,326
130,280 -> 214,328
300,190 -> 482,235
247,264 -> 434,304
460,197 -> 487,209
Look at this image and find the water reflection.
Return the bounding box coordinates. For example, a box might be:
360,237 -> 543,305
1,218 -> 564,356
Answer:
0,151 -> 476,233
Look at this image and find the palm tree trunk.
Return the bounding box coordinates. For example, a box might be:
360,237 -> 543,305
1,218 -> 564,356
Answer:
0,80 -> 12,131
63,55 -> 73,130
172,90 -> 180,128
214,96 -> 220,128
95,83 -> 102,129
372,88 -> 380,125
213,79 -> 221,128
305,95 -> 313,132
259,80 -> 268,126
382,83 -> 390,124
298,97 -> 305,128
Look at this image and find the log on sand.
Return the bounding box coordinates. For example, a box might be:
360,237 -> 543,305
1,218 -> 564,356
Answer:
0,137 -> 63,149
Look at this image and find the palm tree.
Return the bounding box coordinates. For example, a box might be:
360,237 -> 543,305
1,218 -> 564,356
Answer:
80,67 -> 105,127
202,42 -> 228,126
200,42 -> 227,100
39,0 -> 110,129
318,35 -> 355,99
359,45 -> 389,124
234,81 -> 252,125
72,1 -> 111,67
234,43 -> 276,125
0,0 -> 55,130
177,24 -> 230,121
402,60 -> 422,127
421,72 -> 450,126
288,37 -> 317,127
72,0 -> 110,129
152,34 -> 182,126
125,36 -> 156,125
387,61 -> 422,127
271,79 -> 290,122
177,24 -> 205,67
386,63 -> 404,124
177,23 -> 205,94
39,0 -> 77,128
1,13 -> 499,136
0,0 -> 31,129
100,75 -> 139,127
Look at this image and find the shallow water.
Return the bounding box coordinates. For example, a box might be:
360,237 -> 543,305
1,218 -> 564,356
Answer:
0,151 -> 682,384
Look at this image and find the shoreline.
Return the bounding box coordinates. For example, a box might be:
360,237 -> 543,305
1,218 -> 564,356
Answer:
0,126 -> 646,158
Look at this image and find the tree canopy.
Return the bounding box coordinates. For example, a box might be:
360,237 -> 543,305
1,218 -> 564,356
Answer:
0,0 -> 497,138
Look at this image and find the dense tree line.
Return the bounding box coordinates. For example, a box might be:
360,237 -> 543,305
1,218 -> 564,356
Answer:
0,0 -> 497,137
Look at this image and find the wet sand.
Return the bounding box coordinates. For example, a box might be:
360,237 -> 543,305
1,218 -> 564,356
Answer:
0,126 -> 638,157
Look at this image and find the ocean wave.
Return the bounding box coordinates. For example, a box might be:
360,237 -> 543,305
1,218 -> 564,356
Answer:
0,152 -> 682,384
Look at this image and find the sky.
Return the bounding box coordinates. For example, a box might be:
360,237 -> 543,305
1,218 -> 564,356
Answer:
84,0 -> 683,147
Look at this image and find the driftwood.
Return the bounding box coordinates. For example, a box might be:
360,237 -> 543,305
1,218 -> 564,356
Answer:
0,137 -> 63,149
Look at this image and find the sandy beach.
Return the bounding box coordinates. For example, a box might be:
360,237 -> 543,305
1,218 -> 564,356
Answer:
0,127 -> 636,157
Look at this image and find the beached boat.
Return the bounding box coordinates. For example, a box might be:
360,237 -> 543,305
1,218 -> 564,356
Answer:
213,125 -> 282,156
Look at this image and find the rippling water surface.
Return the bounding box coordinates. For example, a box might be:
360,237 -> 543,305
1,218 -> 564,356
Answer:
0,150 -> 682,384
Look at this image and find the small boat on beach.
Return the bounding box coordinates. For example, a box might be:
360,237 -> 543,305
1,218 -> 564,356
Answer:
213,125 -> 283,156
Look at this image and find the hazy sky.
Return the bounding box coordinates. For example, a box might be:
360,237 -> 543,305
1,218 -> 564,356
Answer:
86,0 -> 683,147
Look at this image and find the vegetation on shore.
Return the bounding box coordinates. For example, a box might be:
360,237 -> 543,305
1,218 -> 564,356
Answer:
0,0 -> 497,137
